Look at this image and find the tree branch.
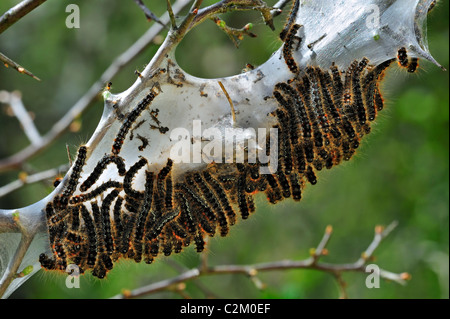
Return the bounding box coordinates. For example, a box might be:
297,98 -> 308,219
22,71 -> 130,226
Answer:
271,0 -> 290,17
133,0 -> 166,26
112,221 -> 410,299
0,233 -> 34,298
191,0 -> 277,31
0,0 -> 47,81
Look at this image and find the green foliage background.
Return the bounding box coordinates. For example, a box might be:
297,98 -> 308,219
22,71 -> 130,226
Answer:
0,0 -> 448,299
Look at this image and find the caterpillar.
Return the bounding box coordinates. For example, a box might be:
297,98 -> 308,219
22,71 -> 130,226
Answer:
39,13 -> 421,279
397,47 -> 420,73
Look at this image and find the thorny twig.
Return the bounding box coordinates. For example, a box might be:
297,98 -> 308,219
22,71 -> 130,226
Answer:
0,0 -> 193,298
133,0 -> 166,26
112,221 -> 410,299
0,0 -> 286,173
0,0 -> 285,298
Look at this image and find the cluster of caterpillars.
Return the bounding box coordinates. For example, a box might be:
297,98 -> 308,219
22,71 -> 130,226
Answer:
40,1 -> 420,278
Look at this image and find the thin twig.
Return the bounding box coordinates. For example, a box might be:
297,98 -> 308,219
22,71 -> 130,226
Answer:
133,0 -> 165,26
0,164 -> 68,198
333,272 -> 348,299
165,259 -> 218,298
65,144 -> 72,166
200,236 -> 210,272
0,52 -> 41,81
112,268 -> 201,298
177,0 -> 204,36
218,81 -> 236,126
166,0 -> 178,29
0,0 -> 47,34
192,0 -> 276,31
111,222 -> 409,299
356,221 -> 399,268
311,224 -> 332,263
0,91 -> 42,146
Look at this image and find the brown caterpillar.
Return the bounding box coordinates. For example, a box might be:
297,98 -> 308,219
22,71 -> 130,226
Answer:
397,47 -> 420,73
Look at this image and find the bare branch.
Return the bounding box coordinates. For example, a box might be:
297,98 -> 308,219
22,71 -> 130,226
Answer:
177,0 -> 204,35
311,224 -> 332,264
0,90 -> 42,146
211,16 -> 257,47
191,0 -> 277,31
0,234 -> 34,298
133,0 -> 165,26
0,0 -> 47,35
112,268 -> 201,299
218,81 -> 236,126
333,272 -> 349,299
111,222 -> 409,299
0,199 -> 47,297
0,52 -> 41,81
0,164 -> 68,198
271,0 -> 291,17
354,221 -> 399,268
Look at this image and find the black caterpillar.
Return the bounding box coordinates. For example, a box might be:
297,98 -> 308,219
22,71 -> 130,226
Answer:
40,14 -> 419,278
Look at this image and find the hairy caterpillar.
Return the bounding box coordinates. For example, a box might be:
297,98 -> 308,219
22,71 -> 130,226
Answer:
39,58 -> 407,279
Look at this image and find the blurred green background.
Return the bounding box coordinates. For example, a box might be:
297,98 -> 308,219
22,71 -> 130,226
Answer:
0,0 -> 448,299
